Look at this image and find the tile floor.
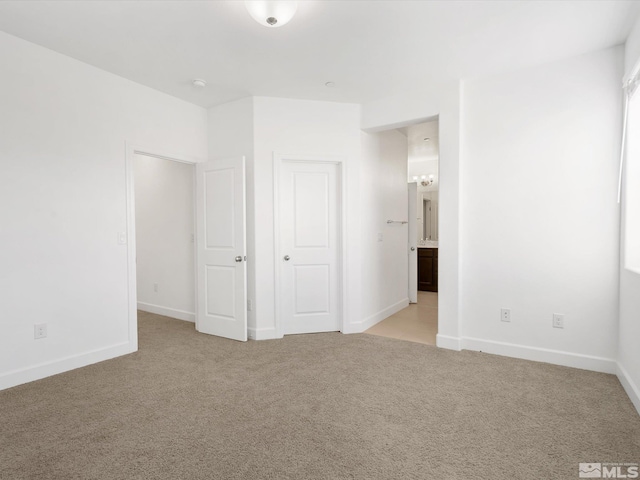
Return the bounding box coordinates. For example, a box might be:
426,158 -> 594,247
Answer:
364,292 -> 438,345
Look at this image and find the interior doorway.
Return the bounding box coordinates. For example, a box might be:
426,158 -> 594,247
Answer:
365,118 -> 439,345
124,146 -> 201,349
132,152 -> 196,322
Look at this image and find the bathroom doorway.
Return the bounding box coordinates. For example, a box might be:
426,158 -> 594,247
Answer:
365,118 -> 439,345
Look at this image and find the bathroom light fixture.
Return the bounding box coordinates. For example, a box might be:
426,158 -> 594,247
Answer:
412,174 -> 435,187
245,0 -> 298,28
192,79 -> 207,88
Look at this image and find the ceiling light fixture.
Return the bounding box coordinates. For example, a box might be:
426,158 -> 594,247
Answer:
192,79 -> 207,88
412,174 -> 435,187
245,1 -> 298,28
325,81 -> 335,88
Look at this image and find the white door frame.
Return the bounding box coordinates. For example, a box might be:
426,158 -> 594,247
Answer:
273,153 -> 347,338
124,143 -> 203,350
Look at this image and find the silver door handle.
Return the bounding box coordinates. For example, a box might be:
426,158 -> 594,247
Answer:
235,256 -> 243,262
283,255 -> 290,261
410,247 -> 416,251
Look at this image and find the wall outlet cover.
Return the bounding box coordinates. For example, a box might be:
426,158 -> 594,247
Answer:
552,313 -> 564,329
34,323 -> 47,339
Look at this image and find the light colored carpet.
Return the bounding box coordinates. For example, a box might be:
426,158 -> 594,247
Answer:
1,311 -> 639,479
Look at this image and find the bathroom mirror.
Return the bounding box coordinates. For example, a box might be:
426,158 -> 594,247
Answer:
420,190 -> 438,241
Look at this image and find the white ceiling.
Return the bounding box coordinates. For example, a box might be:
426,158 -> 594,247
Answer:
404,121 -> 439,165
0,1 -> 638,108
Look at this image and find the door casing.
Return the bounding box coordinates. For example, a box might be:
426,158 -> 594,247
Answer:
125,143 -> 202,350
273,153 -> 347,338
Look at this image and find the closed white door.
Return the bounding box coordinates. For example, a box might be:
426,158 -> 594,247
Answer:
195,157 -> 247,342
408,182 -> 418,303
279,160 -> 341,335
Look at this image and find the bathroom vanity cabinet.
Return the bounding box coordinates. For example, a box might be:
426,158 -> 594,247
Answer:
418,247 -> 438,292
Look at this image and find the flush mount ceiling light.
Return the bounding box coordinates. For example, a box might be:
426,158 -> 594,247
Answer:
192,79 -> 207,88
245,0 -> 298,28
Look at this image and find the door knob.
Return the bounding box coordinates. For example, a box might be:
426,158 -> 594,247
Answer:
235,256 -> 243,262
283,255 -> 290,261
410,247 -> 416,251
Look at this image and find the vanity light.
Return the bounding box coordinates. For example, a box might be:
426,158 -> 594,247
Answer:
245,0 -> 298,28
411,174 -> 435,187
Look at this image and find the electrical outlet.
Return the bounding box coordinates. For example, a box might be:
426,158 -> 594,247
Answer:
501,308 -> 511,322
34,323 -> 47,339
247,299 -> 253,312
552,313 -> 564,329
153,283 -> 158,293
377,232 -> 383,242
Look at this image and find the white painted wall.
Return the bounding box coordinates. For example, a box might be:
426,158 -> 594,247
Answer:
460,47 -> 623,372
0,31 -> 207,390
134,154 -> 195,321
619,14 -> 640,413
252,97 -> 362,338
360,130 -> 410,329
207,97 -> 255,332
362,48 -> 625,372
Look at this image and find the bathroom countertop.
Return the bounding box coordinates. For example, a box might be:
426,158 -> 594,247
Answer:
418,243 -> 438,248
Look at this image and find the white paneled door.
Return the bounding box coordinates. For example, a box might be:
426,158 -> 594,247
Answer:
278,160 -> 341,335
195,157 -> 247,342
408,182 -> 418,303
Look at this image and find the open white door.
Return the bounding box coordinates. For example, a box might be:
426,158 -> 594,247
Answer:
408,182 -> 418,303
195,157 -> 247,341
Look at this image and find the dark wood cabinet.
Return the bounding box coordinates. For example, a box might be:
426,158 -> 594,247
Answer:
418,248 -> 438,292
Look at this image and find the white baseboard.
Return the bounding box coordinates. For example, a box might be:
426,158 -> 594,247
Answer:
248,326 -> 279,340
436,334 -> 462,351
137,302 -> 195,323
462,337 -> 616,374
351,298 -> 410,333
617,362 -> 640,416
0,341 -> 135,391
